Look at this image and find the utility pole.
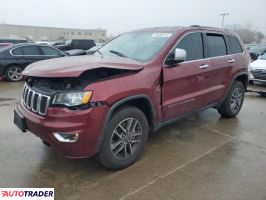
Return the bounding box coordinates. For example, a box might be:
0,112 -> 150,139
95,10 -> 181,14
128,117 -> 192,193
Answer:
219,13 -> 229,28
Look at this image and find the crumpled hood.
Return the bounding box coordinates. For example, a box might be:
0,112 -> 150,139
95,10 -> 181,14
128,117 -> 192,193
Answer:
249,59 -> 266,70
23,55 -> 144,77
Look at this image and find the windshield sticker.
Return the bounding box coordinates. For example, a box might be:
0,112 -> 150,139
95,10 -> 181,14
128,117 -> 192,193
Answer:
151,33 -> 172,38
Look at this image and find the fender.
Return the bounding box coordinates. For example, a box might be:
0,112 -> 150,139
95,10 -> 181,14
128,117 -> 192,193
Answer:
95,94 -> 156,153
221,71 -> 248,104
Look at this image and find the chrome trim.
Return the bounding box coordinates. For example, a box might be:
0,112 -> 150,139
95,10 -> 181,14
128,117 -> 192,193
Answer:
9,44 -> 65,56
199,64 -> 209,69
22,84 -> 51,115
163,30 -> 245,66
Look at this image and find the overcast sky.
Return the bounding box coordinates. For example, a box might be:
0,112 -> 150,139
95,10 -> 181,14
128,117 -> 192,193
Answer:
1,0 -> 265,35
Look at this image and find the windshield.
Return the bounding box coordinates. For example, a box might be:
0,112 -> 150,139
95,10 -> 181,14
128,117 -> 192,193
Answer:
260,53 -> 266,60
98,32 -> 174,62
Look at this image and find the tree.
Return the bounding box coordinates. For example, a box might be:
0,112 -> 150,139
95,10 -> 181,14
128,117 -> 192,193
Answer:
226,24 -> 265,44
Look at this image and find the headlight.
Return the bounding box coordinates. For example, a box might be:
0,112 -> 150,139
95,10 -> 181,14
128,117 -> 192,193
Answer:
53,91 -> 93,107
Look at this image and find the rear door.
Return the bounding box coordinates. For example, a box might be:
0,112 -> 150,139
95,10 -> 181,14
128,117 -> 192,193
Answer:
20,45 -> 44,66
11,45 -> 43,67
162,32 -> 210,120
201,32 -> 235,106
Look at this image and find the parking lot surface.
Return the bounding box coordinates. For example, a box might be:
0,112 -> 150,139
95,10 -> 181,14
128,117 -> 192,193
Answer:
0,82 -> 266,200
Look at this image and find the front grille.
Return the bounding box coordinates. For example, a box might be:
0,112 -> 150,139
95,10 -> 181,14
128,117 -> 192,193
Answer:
22,84 -> 51,115
251,69 -> 266,80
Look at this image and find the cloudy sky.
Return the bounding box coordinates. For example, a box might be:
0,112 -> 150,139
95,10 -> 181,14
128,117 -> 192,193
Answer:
1,0 -> 265,35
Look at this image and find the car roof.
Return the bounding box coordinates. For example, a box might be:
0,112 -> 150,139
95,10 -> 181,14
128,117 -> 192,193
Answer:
131,25 -> 234,35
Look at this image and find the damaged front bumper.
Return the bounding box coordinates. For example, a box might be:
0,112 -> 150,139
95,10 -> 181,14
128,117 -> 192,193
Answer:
15,100 -> 109,158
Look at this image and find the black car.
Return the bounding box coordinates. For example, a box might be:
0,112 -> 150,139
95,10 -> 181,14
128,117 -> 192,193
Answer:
56,39 -> 96,51
0,43 -> 66,81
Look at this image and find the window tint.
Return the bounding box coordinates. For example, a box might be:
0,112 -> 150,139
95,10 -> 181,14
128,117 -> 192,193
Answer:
12,47 -> 23,55
230,36 -> 243,54
21,46 -> 41,55
40,46 -> 61,56
174,32 -> 203,61
206,34 -> 227,57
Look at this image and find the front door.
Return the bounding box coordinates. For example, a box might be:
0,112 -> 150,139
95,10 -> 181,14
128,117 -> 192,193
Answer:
162,32 -> 210,121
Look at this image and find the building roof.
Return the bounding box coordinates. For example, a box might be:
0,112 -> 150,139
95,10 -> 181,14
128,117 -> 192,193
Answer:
0,23 -> 106,32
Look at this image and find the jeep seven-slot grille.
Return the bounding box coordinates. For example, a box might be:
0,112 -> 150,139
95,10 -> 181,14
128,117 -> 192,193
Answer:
22,84 -> 51,115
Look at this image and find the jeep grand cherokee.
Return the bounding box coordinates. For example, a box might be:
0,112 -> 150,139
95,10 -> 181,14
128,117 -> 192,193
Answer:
14,26 -> 249,169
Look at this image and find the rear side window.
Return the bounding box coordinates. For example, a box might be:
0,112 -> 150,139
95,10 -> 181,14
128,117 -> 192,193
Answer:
175,32 -> 204,61
12,47 -> 24,55
40,46 -> 61,56
206,34 -> 227,57
21,46 -> 41,55
230,36 -> 243,54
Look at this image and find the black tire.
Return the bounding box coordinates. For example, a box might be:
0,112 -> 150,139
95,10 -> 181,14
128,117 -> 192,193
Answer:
218,81 -> 245,118
98,106 -> 149,169
5,65 -> 23,82
249,80 -> 254,85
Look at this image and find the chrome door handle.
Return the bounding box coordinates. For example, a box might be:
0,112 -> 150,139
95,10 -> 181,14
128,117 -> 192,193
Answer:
199,64 -> 209,69
228,59 -> 235,63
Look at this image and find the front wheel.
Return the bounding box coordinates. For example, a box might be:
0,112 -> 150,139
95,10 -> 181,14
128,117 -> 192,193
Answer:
98,106 -> 149,169
218,81 -> 245,118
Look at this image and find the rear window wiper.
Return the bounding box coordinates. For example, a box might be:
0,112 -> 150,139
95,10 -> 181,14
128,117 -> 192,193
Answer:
109,50 -> 128,58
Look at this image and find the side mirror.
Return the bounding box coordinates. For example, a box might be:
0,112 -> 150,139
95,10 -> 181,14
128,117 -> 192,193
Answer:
174,48 -> 186,62
165,48 -> 186,66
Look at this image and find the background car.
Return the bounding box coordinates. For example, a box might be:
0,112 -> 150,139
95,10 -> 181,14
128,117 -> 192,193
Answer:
86,44 -> 105,55
0,38 -> 28,45
56,39 -> 96,51
249,52 -> 266,84
248,45 -> 266,61
0,43 -> 66,81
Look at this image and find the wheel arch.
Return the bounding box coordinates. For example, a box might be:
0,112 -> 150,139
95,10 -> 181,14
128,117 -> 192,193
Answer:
95,94 -> 156,153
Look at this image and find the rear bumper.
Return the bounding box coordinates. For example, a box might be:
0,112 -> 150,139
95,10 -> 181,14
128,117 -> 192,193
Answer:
16,101 -> 109,158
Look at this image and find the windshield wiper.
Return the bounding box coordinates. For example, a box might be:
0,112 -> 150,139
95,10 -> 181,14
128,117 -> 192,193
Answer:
96,49 -> 103,56
109,50 -> 128,58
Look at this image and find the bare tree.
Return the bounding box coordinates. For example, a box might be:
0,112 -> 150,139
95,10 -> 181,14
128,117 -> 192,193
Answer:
226,24 -> 265,44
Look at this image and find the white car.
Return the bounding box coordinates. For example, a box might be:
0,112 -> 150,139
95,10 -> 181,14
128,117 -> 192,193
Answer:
249,52 -> 266,84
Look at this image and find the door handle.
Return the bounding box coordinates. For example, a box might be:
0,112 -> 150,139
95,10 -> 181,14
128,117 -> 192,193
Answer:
228,59 -> 235,63
199,64 -> 209,69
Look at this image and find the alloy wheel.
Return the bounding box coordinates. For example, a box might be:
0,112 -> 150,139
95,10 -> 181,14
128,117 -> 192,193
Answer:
110,118 -> 143,160
7,66 -> 23,81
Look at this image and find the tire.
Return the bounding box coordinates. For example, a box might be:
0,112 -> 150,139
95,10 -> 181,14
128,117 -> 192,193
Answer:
5,65 -> 23,82
98,106 -> 149,169
249,80 -> 254,85
218,81 -> 245,118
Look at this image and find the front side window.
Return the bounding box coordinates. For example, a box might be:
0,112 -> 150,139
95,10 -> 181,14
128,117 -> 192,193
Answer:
99,32 -> 175,62
206,34 -> 227,57
21,46 -> 41,55
230,36 -> 243,54
173,32 -> 203,61
40,46 -> 61,56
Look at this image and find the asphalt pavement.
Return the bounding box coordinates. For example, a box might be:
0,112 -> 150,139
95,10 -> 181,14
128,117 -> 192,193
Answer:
0,81 -> 266,200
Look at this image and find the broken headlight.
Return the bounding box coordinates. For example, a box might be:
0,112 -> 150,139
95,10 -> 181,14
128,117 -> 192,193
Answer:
53,91 -> 93,107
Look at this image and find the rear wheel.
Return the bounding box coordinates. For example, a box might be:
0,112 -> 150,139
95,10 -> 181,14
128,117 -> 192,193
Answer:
98,106 -> 149,169
218,81 -> 245,118
5,65 -> 23,82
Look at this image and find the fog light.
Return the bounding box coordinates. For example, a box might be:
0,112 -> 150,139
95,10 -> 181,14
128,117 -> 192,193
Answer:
53,132 -> 79,143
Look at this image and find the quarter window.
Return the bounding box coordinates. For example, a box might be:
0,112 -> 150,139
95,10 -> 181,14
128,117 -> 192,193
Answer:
172,32 -> 204,61
230,36 -> 243,54
206,34 -> 227,57
40,46 -> 61,56
12,47 -> 23,55
21,46 -> 41,55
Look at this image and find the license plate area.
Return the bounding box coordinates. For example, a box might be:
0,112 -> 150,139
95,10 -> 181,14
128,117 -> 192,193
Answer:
14,109 -> 27,132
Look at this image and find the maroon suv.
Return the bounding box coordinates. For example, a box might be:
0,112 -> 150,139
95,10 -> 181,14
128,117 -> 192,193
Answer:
14,26 -> 249,169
